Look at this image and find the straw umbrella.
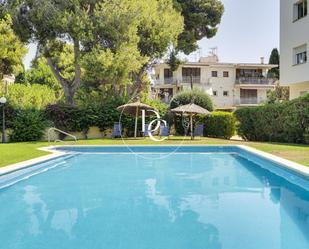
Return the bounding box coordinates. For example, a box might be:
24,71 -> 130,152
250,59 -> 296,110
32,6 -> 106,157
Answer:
171,103 -> 211,140
117,101 -> 155,138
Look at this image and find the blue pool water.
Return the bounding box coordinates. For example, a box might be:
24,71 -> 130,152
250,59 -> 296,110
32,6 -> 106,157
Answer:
0,146 -> 308,249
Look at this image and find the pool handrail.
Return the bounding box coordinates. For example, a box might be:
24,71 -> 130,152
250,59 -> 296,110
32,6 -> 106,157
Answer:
48,127 -> 77,143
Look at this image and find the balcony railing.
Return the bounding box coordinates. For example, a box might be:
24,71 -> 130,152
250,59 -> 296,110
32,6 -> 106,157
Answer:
155,78 -> 178,85
156,76 -> 201,85
239,97 -> 258,105
182,76 -> 201,84
236,77 -> 276,85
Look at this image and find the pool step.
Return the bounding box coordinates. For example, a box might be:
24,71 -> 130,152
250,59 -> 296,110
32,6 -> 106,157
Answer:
0,154 -> 77,190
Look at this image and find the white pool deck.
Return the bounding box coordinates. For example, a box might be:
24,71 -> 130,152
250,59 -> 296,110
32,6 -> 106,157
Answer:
0,145 -> 309,178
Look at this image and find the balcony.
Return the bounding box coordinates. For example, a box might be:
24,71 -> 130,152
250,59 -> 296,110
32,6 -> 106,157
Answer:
156,76 -> 202,85
240,97 -> 258,105
182,76 -> 201,84
156,78 -> 178,85
236,77 -> 276,85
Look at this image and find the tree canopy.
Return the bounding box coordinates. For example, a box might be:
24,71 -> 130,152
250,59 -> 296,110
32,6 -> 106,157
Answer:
268,48 -> 280,79
6,0 -> 184,105
0,83 -> 59,109
3,0 -> 224,104
0,15 -> 27,79
173,0 -> 224,55
26,57 -> 61,93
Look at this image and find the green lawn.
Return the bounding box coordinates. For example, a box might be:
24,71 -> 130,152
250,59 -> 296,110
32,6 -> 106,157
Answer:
1,137 -> 309,168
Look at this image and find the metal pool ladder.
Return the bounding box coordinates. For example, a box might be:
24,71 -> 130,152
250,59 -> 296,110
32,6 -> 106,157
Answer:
48,128 -> 77,143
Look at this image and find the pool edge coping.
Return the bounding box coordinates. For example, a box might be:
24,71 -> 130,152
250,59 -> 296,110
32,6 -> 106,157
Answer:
0,146 -> 66,176
237,145 -> 309,177
0,144 -> 308,178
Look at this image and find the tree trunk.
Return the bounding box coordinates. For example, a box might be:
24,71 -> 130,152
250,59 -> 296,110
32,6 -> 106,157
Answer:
63,86 -> 75,106
45,39 -> 81,106
129,65 -> 148,98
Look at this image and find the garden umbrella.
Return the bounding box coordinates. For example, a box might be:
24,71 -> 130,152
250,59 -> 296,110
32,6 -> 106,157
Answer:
171,103 -> 211,140
117,101 -> 155,138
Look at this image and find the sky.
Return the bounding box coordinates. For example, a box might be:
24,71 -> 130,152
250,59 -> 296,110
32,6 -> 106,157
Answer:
23,0 -> 280,69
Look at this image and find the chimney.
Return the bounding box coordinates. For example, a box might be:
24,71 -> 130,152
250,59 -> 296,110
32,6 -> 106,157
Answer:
260,57 -> 265,64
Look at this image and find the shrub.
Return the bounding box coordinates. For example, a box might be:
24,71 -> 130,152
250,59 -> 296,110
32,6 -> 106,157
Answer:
234,94 -> 309,144
2,84 -> 59,109
170,89 -> 214,135
45,104 -> 95,133
45,98 -> 135,136
204,112 -> 236,139
0,104 -> 16,130
9,109 -> 49,142
96,98 -> 130,131
143,98 -> 168,118
170,89 -> 214,111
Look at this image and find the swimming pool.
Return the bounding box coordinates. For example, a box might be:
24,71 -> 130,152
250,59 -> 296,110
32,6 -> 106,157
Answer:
0,146 -> 308,249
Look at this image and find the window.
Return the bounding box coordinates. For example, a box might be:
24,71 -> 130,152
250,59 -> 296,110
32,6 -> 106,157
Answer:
213,90 -> 217,96
211,71 -> 218,77
223,71 -> 229,77
294,0 -> 307,21
182,68 -> 201,83
182,68 -> 201,77
164,68 -> 173,79
294,44 -> 307,65
223,91 -> 229,96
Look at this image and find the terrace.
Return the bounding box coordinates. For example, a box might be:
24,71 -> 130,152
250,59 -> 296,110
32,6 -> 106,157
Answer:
235,68 -> 277,86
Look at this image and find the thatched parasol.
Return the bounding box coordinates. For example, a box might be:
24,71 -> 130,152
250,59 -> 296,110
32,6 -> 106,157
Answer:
171,103 -> 211,140
117,101 -> 155,138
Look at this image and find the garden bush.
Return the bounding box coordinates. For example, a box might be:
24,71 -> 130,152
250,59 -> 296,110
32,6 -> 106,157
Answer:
204,112 -> 236,139
234,94 -> 309,144
0,104 -> 16,130
45,104 -> 96,134
45,98 -> 136,137
2,84 -> 59,109
170,89 -> 214,135
170,89 -> 214,111
9,109 -> 49,142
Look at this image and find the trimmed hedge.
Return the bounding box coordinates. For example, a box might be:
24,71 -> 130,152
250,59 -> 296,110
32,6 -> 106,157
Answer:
204,112 -> 236,139
173,112 -> 236,139
45,100 -> 136,137
234,94 -> 309,144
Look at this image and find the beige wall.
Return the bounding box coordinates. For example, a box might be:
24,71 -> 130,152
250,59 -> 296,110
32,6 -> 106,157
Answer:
289,81 -> 309,99
280,0 -> 309,97
155,63 -> 274,109
208,65 -> 236,109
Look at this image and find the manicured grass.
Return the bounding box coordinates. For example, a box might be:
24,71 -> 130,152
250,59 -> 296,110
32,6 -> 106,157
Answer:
1,137 -> 309,167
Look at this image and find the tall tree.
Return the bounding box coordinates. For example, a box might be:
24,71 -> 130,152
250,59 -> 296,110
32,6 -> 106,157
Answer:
8,0 -> 183,104
268,48 -> 280,79
26,56 -> 62,93
9,0 -> 91,105
173,0 -> 224,54
130,0 -> 184,95
0,15 -> 27,79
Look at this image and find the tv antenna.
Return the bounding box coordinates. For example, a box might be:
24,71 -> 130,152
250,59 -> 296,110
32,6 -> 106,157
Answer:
209,47 -> 218,56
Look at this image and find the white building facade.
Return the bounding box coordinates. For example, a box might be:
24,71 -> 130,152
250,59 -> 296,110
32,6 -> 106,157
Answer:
280,0 -> 309,99
153,57 -> 277,110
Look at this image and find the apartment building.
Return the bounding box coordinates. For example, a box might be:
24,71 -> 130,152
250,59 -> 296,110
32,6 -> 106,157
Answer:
280,0 -> 309,99
153,56 -> 278,110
